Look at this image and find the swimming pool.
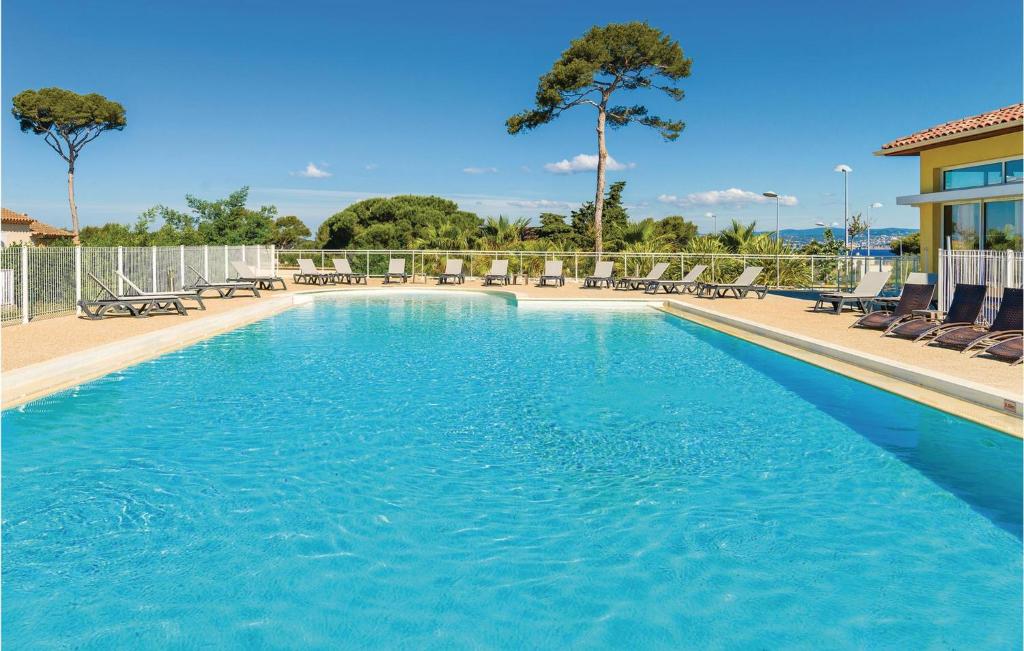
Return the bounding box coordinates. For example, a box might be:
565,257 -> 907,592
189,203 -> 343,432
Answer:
3,293 -> 1021,648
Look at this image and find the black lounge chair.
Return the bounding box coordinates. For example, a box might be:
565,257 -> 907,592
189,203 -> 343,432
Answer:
583,261 -> 615,288
813,271 -> 891,315
483,259 -> 511,286
851,281 -> 935,331
697,267 -> 768,299
331,258 -> 368,284
616,262 -> 669,290
927,287 -> 1023,352
115,271 -> 205,310
973,335 -> 1023,365
187,265 -> 261,298
293,258 -> 337,285
885,283 -> 987,342
230,261 -> 286,290
384,258 -> 408,284
78,272 -> 188,320
538,260 -> 565,287
645,264 -> 707,295
438,259 -> 465,284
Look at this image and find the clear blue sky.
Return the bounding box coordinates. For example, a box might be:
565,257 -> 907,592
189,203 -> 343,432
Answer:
3,0 -> 1021,233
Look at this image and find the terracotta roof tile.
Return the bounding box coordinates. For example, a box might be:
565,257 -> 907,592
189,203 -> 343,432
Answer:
2,208 -> 73,238
1,207 -> 34,225
881,104 -> 1023,151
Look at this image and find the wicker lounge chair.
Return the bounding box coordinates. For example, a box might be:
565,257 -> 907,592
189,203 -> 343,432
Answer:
438,259 -> 465,284
697,267 -> 768,299
616,262 -> 669,290
885,283 -> 987,342
973,335 -> 1023,365
538,260 -> 565,287
384,258 -> 408,284
186,265 -> 261,298
583,261 -> 615,288
483,259 -> 511,286
851,281 -> 935,331
331,258 -> 368,284
645,265 -> 707,295
115,271 -> 205,310
293,258 -> 337,285
230,260 -> 286,290
78,272 -> 188,320
813,271 -> 891,314
927,287 -> 1022,352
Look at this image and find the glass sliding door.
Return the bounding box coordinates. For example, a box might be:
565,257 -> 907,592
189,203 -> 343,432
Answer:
942,203 -> 981,250
983,200 -> 1023,251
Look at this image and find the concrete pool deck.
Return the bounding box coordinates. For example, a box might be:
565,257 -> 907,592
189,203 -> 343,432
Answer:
2,278 -> 1021,434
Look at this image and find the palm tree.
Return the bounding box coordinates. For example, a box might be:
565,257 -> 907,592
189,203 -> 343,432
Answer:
607,218 -> 671,253
718,219 -> 757,253
480,216 -> 530,250
413,220 -> 474,250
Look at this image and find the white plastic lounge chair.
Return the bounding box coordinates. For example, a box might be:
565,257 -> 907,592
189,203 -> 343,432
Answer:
78,272 -> 188,319
538,260 -> 565,287
813,270 -> 891,314
331,258 -> 368,284
438,259 -> 465,285
186,265 -> 260,298
697,267 -> 767,299
294,258 -> 337,285
384,258 -> 408,284
484,259 -> 511,286
616,262 -> 669,290
230,260 -> 286,290
115,270 -> 205,310
645,264 -> 707,295
583,261 -> 615,288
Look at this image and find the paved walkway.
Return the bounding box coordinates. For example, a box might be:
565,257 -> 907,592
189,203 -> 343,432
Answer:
3,278 -> 1021,399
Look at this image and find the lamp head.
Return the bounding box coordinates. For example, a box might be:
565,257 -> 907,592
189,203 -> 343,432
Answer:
834,164 -> 852,173
870,202 -> 883,209
762,191 -> 779,198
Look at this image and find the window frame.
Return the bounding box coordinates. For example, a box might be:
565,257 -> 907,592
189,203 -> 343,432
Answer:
940,156 -> 1021,191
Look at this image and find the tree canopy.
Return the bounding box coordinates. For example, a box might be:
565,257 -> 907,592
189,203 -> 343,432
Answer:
317,195 -> 482,249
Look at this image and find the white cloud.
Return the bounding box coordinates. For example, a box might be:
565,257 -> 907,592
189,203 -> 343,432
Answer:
292,162 -> 332,179
658,188 -> 798,207
506,199 -> 575,210
543,153 -> 635,174
364,163 -> 379,171
462,166 -> 499,174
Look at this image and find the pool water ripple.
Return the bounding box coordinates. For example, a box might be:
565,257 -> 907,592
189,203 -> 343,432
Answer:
3,294 -> 1021,649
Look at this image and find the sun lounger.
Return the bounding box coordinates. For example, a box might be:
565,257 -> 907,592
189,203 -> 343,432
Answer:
813,271 -> 891,314
331,258 -> 368,284
230,260 -> 286,290
616,262 -> 669,290
697,267 -> 767,299
438,259 -> 465,285
293,258 -> 337,285
115,270 -> 205,310
384,258 -> 408,284
583,261 -> 616,288
973,335 -> 1023,365
645,264 -> 707,295
186,265 -> 261,298
483,259 -> 511,286
927,287 -> 1022,352
78,272 -> 188,319
538,260 -> 565,287
885,283 -> 987,341
851,281 -> 935,331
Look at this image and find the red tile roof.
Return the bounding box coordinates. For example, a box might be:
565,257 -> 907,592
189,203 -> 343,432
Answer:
1,208 -> 73,238
880,104 -> 1023,153
1,208 -> 34,225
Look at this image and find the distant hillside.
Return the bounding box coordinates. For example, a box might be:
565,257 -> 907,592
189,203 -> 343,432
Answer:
761,227 -> 918,246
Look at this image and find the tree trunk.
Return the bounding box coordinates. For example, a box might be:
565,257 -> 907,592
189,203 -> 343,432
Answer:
67,162 -> 81,245
593,106 -> 607,255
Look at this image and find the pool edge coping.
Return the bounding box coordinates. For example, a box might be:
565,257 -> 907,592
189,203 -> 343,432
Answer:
659,300 -> 1023,438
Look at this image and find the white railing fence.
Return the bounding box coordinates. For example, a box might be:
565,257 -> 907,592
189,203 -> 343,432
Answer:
277,248 -> 919,292
939,249 -> 1022,324
0,245 -> 275,326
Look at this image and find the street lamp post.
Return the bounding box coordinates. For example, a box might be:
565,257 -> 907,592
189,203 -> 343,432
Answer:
866,202 -> 882,256
762,191 -> 782,288
705,212 -> 717,235
834,164 -> 852,249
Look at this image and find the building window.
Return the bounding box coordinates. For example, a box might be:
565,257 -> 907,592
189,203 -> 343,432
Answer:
1005,158 -> 1024,183
943,203 -> 981,249
983,200 -> 1023,251
943,162 -> 1004,190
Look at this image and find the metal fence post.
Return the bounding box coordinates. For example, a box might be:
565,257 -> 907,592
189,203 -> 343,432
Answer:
117,246 -> 124,296
224,245 -> 229,278
203,245 -> 210,280
270,245 -> 276,275
75,246 -> 82,316
179,245 -> 186,290
152,246 -> 158,292
20,247 -> 29,324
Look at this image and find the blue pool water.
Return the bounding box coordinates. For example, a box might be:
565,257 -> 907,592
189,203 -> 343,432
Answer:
3,293 -> 1021,649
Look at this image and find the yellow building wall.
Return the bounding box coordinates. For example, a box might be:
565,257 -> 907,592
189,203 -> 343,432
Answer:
916,131 -> 1023,271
